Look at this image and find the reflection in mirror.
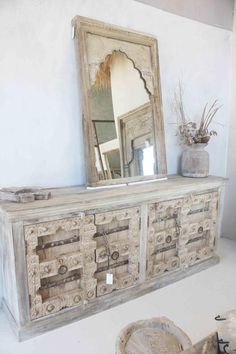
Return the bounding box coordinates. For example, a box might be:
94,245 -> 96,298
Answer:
90,51 -> 156,181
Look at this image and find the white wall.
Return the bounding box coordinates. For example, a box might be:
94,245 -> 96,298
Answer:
222,2 -> 236,240
135,0 -> 235,30
0,0 -> 232,300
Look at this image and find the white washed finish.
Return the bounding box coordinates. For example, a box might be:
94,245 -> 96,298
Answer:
0,176 -> 225,340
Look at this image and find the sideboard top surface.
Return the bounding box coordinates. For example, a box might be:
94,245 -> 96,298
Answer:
0,175 -> 225,222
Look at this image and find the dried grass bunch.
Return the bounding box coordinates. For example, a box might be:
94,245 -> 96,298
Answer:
174,83 -> 221,146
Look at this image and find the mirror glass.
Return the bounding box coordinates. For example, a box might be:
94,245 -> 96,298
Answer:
90,51 -> 156,181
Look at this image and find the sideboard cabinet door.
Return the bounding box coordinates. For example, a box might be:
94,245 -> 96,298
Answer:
147,191 -> 219,278
24,206 -> 141,320
94,207 -> 140,297
179,191 -> 219,267
147,198 -> 183,278
24,213 -> 97,320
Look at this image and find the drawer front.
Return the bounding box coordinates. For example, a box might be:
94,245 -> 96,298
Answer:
24,206 -> 140,319
147,191 -> 219,278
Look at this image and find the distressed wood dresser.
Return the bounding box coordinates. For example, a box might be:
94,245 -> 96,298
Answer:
0,176 -> 224,340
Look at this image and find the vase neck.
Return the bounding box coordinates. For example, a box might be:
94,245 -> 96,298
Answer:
187,143 -> 207,150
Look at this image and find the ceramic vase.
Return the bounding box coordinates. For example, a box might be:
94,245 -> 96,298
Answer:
181,143 -> 209,178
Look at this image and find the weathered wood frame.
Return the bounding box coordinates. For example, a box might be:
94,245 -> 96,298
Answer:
72,16 -> 167,187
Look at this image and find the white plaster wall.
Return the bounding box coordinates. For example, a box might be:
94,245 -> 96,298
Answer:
0,0 -> 232,301
136,0 -> 235,30
222,2 -> 236,240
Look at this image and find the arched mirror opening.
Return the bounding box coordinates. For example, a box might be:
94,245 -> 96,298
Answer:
90,51 -> 155,181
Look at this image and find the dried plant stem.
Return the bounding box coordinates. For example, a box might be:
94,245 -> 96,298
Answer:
174,82 -> 220,145
203,100 -> 217,129
204,106 -> 220,131
199,103 -> 208,131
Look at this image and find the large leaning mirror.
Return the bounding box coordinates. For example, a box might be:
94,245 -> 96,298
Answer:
72,16 -> 167,187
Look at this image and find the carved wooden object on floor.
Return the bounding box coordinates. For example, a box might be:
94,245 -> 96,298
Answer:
216,310 -> 236,353
116,317 -> 192,354
182,332 -> 219,354
0,176 -> 224,340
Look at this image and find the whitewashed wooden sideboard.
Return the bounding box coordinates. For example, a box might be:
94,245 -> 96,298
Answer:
0,175 -> 224,340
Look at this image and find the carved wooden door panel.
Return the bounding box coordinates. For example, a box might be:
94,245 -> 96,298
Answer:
147,198 -> 183,278
93,207 -> 140,297
147,191 -> 219,278
24,214 -> 97,320
179,191 -> 219,267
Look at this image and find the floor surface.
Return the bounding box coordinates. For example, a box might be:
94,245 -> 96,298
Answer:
0,238 -> 236,354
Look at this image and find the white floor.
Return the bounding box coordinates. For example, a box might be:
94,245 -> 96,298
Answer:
0,238 -> 236,354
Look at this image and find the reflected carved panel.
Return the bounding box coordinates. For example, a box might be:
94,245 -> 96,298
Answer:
119,102 -> 154,177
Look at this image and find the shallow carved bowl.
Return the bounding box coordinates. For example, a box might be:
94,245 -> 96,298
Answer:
116,317 -> 192,354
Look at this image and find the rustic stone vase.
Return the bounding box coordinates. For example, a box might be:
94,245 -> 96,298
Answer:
181,143 -> 209,178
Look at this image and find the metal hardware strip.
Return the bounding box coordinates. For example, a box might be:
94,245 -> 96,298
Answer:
40,273 -> 81,290
187,235 -> 206,244
187,207 -> 209,215
152,243 -> 176,255
36,235 -> 80,251
154,214 -> 178,223
94,226 -> 129,238
95,260 -> 129,273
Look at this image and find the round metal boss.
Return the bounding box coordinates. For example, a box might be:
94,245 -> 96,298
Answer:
46,304 -> 55,312
73,295 -> 82,304
111,251 -> 120,261
58,265 -> 68,275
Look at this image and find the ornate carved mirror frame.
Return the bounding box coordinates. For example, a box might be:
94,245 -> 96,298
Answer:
72,16 -> 167,187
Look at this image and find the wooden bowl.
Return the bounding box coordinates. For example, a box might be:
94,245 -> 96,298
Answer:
116,317 -> 192,354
